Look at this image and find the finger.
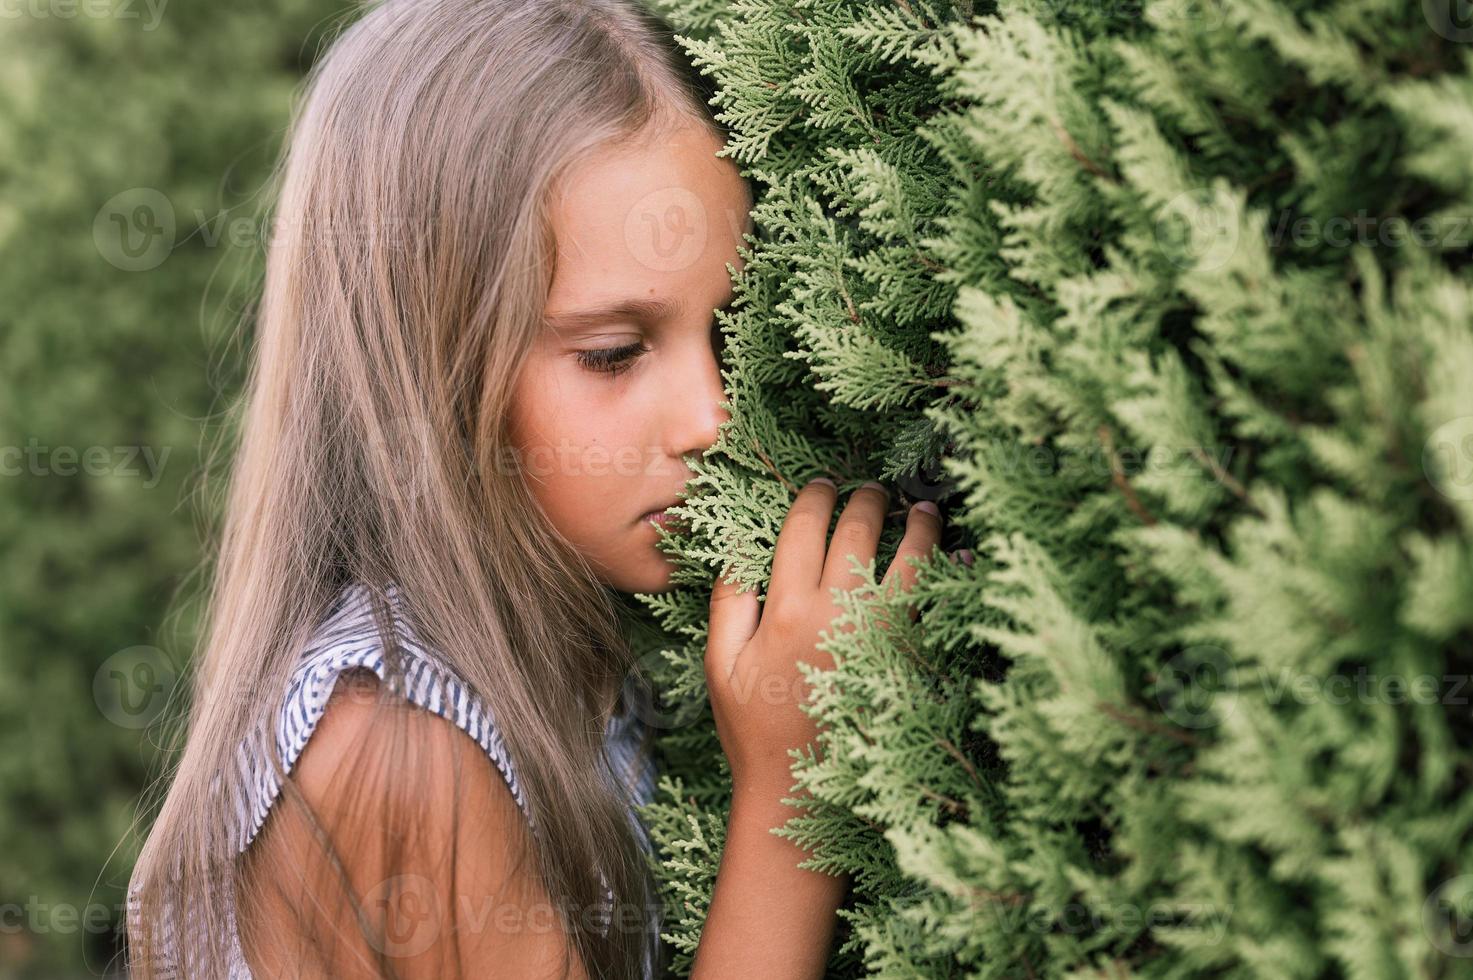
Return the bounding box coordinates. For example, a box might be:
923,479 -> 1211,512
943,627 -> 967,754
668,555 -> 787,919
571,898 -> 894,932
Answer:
880,501 -> 943,619
766,478 -> 839,600
706,564 -> 760,684
819,481 -> 889,594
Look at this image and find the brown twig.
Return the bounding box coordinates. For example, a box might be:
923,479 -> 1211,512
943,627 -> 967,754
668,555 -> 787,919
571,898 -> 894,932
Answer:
966,885 -> 1029,908
837,278 -> 862,325
751,436 -> 801,497
1096,701 -> 1202,748
1097,426 -> 1158,526
1190,446 -> 1262,515
915,251 -> 944,272
1051,117 -> 1109,179
936,736 -> 988,797
918,785 -> 970,817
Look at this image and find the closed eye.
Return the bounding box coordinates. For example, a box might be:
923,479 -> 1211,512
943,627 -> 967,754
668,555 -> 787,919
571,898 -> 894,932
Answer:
575,341 -> 650,377
575,300 -> 735,378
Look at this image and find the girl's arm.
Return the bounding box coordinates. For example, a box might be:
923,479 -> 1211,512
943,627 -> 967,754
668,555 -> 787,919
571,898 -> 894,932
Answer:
688,777 -> 848,980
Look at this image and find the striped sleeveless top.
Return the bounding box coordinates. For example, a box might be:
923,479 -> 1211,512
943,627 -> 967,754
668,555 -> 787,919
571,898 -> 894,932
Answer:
129,581 -> 661,979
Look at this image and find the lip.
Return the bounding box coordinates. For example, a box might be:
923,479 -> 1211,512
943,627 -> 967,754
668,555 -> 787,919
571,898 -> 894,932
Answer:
640,500 -> 687,529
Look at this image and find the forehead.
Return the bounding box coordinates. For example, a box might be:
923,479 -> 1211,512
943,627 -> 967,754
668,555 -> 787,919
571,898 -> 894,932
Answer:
545,123 -> 754,309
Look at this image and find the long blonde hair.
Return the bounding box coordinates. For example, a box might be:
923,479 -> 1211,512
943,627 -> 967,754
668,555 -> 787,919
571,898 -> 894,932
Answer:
126,1 -> 725,976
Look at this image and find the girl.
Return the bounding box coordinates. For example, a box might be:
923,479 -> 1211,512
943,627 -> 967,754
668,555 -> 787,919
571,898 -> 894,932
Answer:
125,1 -> 946,977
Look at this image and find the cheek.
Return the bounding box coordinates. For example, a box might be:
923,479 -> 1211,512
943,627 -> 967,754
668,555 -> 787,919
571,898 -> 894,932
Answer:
509,354 -> 583,468
509,360 -> 646,519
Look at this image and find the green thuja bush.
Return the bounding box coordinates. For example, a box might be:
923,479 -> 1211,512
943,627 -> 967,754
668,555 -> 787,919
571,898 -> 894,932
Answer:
636,0 -> 1473,976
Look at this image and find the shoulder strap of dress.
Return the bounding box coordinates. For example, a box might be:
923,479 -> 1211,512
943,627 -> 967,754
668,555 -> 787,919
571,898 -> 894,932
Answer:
232,586 -> 531,855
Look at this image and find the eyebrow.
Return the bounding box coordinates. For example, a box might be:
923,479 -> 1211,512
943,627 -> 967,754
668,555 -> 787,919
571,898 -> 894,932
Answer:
544,297 -> 688,333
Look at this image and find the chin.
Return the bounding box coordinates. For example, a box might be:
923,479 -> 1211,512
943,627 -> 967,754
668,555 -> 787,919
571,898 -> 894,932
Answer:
604,555 -> 678,595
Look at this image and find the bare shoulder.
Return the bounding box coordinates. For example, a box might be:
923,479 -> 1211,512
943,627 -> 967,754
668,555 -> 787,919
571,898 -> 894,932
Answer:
237,669 -> 588,979
294,669 -> 503,812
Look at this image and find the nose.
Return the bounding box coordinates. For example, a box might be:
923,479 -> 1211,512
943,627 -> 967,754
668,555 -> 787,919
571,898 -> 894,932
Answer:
669,329 -> 731,466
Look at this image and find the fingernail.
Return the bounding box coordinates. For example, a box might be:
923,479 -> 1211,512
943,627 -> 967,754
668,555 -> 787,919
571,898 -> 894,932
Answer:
958,549 -> 974,566
808,477 -> 836,489
861,480 -> 888,495
913,500 -> 940,518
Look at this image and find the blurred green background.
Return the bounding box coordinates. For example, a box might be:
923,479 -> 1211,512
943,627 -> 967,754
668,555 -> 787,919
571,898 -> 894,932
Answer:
0,1 -> 349,975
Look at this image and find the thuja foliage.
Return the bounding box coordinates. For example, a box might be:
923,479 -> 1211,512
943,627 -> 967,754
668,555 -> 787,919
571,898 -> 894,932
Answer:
633,0 -> 1473,976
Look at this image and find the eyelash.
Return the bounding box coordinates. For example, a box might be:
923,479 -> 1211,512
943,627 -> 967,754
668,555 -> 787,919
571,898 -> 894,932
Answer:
574,314 -> 731,378
575,342 -> 651,377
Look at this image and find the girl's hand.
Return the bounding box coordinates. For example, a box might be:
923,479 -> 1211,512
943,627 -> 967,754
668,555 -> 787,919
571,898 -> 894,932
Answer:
704,478 -> 944,795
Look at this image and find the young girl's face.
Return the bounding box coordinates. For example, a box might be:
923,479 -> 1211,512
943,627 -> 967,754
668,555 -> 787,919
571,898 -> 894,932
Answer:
510,120 -> 754,594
